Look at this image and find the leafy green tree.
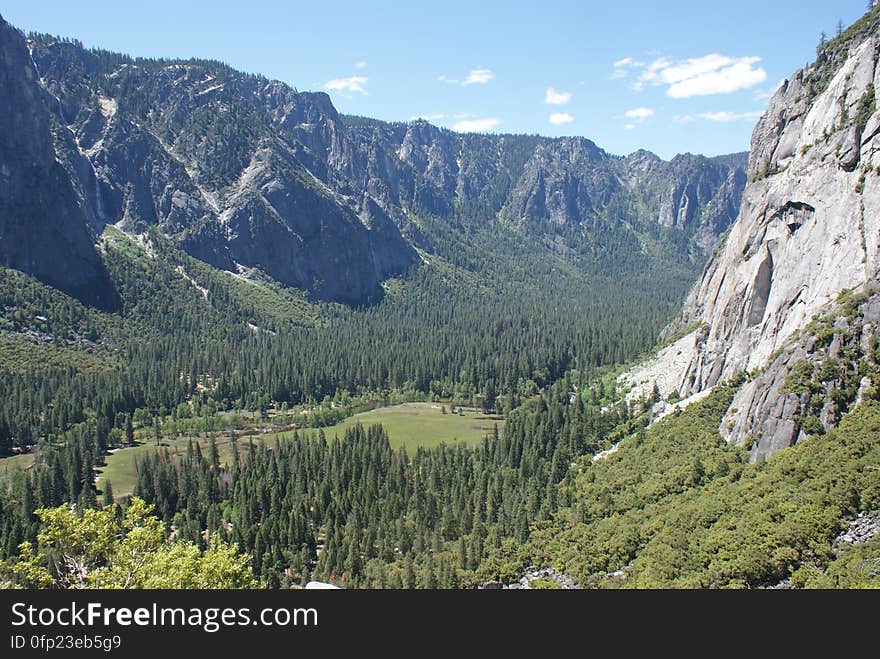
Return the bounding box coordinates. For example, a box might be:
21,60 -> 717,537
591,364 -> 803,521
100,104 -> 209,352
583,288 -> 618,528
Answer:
4,498 -> 257,589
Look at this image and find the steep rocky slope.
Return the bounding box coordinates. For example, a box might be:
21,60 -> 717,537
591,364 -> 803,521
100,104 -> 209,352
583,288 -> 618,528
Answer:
624,8 -> 880,460
25,34 -> 417,304
1,14 -> 747,305
720,283 -> 880,461
0,18 -> 114,307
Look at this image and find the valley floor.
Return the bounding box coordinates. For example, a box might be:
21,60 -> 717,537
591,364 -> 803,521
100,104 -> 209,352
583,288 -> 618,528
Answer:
80,401 -> 505,498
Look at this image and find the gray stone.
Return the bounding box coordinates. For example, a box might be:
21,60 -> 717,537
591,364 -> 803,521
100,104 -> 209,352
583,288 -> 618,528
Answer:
622,21 -> 880,462
835,511 -> 880,545
0,20 -> 115,308
505,566 -> 581,589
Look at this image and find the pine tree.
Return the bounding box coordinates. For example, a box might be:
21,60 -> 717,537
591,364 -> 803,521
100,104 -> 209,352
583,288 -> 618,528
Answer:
102,481 -> 115,507
78,486 -> 97,510
422,553 -> 437,589
403,555 -> 416,589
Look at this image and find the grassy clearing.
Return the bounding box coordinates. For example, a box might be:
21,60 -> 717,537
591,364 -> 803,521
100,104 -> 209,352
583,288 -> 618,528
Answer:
92,403 -> 504,500
322,402 -> 503,450
0,452 -> 36,486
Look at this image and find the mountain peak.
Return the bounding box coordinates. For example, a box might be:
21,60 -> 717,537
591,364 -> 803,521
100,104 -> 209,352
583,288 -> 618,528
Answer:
627,148 -> 662,161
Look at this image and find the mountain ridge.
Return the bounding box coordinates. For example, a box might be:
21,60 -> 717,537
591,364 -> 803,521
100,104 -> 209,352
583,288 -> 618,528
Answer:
0,14 -> 747,305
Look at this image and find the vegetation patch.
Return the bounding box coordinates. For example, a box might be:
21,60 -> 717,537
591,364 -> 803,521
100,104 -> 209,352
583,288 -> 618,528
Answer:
525,387 -> 880,588
325,402 -> 503,450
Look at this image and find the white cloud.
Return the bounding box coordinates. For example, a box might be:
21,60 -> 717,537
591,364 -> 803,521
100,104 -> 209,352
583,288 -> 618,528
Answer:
451,117 -> 501,132
699,110 -> 764,122
355,61 -> 367,70
545,87 -> 572,105
610,57 -> 645,80
629,54 -> 766,98
668,60 -> 766,98
323,76 -> 368,94
549,112 -> 574,125
439,68 -> 494,86
616,107 -> 654,128
624,107 -> 655,122
463,67 -> 494,85
629,57 -> 671,90
658,54 -> 734,85
675,110 -> 764,124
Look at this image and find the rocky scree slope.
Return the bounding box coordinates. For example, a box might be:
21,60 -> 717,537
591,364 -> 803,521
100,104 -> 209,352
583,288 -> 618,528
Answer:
1,15 -> 746,305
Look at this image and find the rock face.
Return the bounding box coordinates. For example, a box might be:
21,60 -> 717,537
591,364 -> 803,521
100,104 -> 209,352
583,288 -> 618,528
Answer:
0,15 -> 748,305
679,33 -> 880,392
25,34 -> 416,305
499,144 -> 746,261
620,151 -> 747,261
721,282 -> 880,461
0,18 -> 115,307
636,9 -> 880,460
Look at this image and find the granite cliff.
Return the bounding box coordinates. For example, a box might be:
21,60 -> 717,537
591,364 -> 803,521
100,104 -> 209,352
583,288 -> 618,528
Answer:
0,18 -> 115,307
623,8 -> 880,461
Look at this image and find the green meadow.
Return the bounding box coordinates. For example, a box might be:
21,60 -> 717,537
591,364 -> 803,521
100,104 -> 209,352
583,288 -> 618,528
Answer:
91,402 -> 503,499
322,402 -> 503,450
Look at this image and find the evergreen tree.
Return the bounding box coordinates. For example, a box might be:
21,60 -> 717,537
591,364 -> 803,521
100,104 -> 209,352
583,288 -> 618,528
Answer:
102,481 -> 115,507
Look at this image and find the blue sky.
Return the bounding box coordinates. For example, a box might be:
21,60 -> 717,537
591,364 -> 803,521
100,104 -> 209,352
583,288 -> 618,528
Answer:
0,0 -> 871,159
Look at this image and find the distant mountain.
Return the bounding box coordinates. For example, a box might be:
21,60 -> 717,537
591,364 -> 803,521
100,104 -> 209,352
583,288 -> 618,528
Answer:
0,15 -> 746,305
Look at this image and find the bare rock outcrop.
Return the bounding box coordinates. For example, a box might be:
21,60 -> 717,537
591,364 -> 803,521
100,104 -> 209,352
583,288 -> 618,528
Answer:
0,17 -> 115,308
626,9 -> 880,460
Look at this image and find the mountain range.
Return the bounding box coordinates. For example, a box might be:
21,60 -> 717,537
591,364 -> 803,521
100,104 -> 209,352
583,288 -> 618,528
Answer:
1,14 -> 746,306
